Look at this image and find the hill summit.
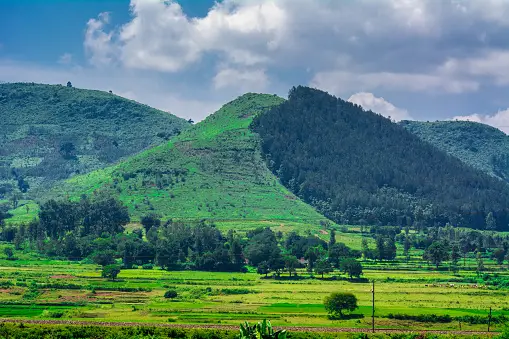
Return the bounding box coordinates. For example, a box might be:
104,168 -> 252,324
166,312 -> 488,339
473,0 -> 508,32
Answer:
0,83 -> 188,202
252,86 -> 509,230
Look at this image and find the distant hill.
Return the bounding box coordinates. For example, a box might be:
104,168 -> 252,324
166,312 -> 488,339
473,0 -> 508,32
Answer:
252,86 -> 509,230
46,93 -> 329,232
0,83 -> 189,201
401,120 -> 509,182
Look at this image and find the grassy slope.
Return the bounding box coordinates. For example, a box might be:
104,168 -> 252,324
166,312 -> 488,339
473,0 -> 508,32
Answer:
0,83 -> 189,199
401,120 -> 509,181
50,93 -> 329,232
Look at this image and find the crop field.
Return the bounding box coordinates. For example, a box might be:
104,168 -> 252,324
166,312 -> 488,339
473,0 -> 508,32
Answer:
0,244 -> 508,334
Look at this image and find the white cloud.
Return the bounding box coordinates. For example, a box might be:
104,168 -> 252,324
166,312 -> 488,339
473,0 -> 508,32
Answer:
453,109 -> 509,134
58,53 -> 73,65
81,0 -> 509,97
348,92 -> 412,121
84,12 -> 118,67
311,70 -> 479,95
442,50 -> 509,86
213,67 -> 268,92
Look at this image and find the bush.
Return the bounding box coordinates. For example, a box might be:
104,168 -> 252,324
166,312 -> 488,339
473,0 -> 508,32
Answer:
164,289 -> 178,299
142,263 -> 154,270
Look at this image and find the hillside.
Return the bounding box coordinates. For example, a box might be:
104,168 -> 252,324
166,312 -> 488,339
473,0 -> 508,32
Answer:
0,83 -> 189,201
46,93 -> 329,231
252,86 -> 509,231
401,120 -> 509,182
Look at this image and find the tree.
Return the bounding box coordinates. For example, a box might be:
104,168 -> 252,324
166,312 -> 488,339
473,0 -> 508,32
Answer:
59,142 -> 77,160
375,236 -> 385,261
102,264 -> 121,281
164,289 -> 178,299
493,248 -> 506,265
450,243 -> 460,273
315,258 -> 333,278
257,261 -> 270,277
385,237 -> 397,260
66,81 -> 73,87
283,254 -> 299,277
304,246 -> 325,272
3,247 -> 13,259
423,241 -> 449,269
476,251 -> 485,276
403,236 -> 411,262
92,250 -> 116,267
140,213 -> 161,234
339,258 -> 363,279
485,212 -> 496,231
328,242 -> 352,268
329,229 -> 336,246
323,292 -> 358,318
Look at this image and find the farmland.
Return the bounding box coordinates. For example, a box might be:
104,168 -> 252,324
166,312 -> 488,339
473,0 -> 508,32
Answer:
0,238 -> 508,335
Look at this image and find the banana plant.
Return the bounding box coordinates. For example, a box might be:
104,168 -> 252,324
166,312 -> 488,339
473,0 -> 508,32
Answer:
239,319 -> 287,339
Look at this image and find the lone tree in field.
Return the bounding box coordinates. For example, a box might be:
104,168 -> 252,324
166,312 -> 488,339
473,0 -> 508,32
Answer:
102,264 -> 121,281
324,292 -> 358,319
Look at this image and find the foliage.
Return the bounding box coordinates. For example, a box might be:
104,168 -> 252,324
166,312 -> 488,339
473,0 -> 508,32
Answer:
423,241 -> 450,269
0,82 -> 188,207
401,119 -> 509,184
102,264 -> 121,281
164,289 -> 178,299
339,258 -> 363,278
323,292 -> 358,318
253,86 -> 509,230
239,319 -> 287,339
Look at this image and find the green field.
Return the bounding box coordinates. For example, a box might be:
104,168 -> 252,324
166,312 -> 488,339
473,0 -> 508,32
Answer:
0,241 -> 507,334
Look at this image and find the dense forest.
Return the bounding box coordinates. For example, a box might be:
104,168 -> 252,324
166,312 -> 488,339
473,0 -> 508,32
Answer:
252,86 -> 509,230
0,82 -> 189,201
401,120 -> 509,183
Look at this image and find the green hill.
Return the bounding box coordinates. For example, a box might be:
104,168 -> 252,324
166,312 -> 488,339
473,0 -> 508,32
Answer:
401,120 -> 509,182
252,86 -> 509,231
45,93 -> 329,232
0,83 -> 189,203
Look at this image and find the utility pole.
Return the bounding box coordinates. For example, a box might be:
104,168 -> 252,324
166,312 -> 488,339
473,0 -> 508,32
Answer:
372,280 -> 375,333
488,307 -> 492,332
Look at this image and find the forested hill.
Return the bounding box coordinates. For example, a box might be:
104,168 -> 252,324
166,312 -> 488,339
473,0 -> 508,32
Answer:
0,83 -> 189,199
252,86 -> 509,231
401,120 -> 509,183
48,93 -> 328,231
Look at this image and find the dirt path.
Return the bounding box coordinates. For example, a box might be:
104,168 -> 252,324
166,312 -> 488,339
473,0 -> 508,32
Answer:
0,318 -> 499,336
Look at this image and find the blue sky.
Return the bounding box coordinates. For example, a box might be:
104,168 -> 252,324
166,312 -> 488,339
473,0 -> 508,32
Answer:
2,0 -> 509,131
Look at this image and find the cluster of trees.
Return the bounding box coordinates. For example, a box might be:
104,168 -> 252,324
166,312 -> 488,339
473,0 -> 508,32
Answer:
0,196 -> 363,278
252,86 -> 509,230
396,224 -> 509,272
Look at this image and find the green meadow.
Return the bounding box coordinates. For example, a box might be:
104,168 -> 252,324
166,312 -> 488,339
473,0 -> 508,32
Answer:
0,240 -> 507,333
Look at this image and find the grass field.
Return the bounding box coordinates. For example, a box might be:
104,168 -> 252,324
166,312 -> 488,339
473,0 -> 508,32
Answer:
0,241 -> 507,334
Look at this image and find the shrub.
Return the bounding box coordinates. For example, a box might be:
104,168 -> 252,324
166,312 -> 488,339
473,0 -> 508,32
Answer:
164,289 -> 178,299
142,263 -> 154,270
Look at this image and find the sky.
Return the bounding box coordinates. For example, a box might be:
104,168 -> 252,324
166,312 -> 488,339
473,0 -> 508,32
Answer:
2,0 -> 509,132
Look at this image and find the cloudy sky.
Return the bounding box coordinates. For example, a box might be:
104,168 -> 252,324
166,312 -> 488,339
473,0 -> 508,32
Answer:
2,0 -> 509,131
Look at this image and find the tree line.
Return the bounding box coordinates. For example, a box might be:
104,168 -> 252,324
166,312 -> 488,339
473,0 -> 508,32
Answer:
0,196 -> 363,278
